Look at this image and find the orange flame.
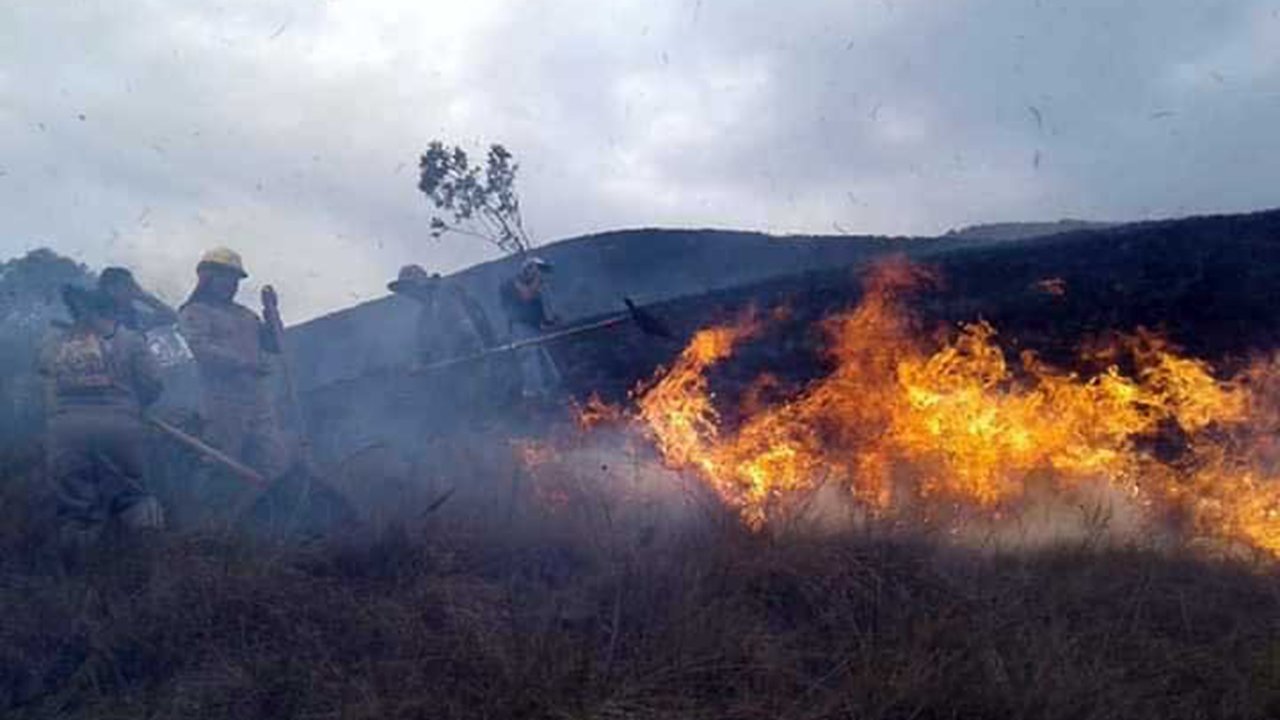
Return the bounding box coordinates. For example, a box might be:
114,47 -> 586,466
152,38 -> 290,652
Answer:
573,392 -> 627,432
614,258 -> 1280,553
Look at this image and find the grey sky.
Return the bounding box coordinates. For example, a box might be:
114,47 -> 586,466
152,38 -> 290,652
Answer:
1,0 -> 1277,320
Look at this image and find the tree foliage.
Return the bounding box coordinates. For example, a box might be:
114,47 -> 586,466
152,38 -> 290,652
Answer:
0,248 -> 95,442
417,141 -> 534,256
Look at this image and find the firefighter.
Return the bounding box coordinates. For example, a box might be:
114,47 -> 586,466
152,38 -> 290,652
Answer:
177,248 -> 292,483
389,264 -> 498,422
38,285 -> 165,554
388,264 -> 495,365
98,266 -> 179,333
498,256 -> 562,401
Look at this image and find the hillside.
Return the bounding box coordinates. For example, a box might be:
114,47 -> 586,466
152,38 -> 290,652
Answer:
283,220 -> 1145,397
284,228 -> 927,395
554,208 -> 1280,402
943,218 -> 1120,242
298,208 -> 1280,470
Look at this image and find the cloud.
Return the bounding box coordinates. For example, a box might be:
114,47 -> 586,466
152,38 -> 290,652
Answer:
0,0 -> 1277,320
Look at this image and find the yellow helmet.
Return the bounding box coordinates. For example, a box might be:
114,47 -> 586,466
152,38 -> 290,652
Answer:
197,247 -> 248,278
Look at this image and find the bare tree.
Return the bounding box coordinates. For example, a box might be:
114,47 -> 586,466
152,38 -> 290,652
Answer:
417,141 -> 534,256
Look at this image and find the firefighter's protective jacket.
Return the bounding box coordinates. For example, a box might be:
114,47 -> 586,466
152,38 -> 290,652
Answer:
179,299 -> 292,479
37,325 -> 162,413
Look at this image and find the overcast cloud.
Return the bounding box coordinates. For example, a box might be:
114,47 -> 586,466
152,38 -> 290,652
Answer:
1,0 -> 1277,320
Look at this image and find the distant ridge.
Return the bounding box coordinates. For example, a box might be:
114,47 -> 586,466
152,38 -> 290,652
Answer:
944,219 -> 1120,242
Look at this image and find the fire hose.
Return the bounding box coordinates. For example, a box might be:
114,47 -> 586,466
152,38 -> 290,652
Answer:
411,297 -> 674,375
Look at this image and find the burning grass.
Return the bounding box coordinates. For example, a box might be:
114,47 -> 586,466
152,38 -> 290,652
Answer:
586,258 -> 1280,558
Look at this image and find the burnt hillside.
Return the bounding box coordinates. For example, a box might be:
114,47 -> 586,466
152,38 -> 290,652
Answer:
552,208 -> 1280,405
286,221 -> 1085,396
286,228 -> 922,395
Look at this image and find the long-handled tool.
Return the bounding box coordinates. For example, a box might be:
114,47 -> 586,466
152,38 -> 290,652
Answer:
146,415 -> 268,489
412,296 -> 674,376
262,285 -> 319,472
261,286 -> 368,536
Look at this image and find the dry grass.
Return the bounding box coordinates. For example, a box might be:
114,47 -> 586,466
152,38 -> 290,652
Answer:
3,442 -> 1280,720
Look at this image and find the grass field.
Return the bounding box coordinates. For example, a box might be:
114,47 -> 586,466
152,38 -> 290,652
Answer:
3,434 -> 1280,720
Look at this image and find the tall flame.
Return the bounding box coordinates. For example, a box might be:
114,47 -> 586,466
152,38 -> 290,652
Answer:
621,258 -> 1280,553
